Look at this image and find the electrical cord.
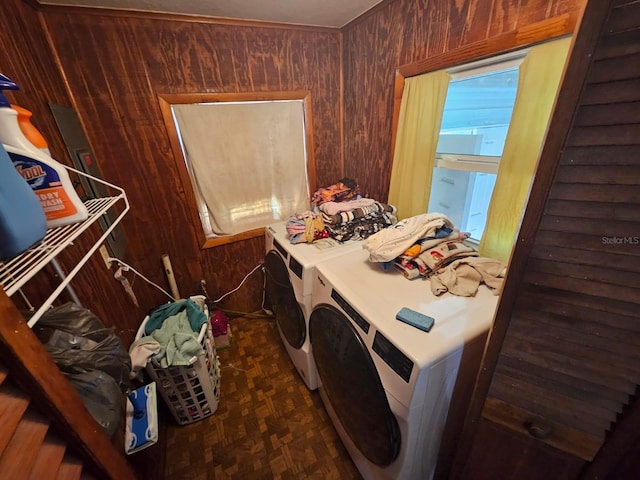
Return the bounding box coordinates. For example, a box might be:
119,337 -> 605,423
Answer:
261,264 -> 273,316
212,263 -> 263,303
107,257 -> 176,302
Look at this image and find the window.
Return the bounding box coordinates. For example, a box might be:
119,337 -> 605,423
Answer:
159,92 -> 316,247
427,55 -> 524,242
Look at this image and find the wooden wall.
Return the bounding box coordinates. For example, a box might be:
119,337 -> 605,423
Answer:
341,0 -> 585,204
0,0 -> 143,344
2,0 -> 586,341
34,9 -> 343,332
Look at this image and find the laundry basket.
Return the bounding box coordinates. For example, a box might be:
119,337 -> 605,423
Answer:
135,296 -> 221,425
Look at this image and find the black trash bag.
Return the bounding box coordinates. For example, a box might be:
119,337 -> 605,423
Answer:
33,302 -> 131,393
66,369 -> 122,438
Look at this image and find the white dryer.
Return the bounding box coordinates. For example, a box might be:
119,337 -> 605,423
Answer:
263,221 -> 365,390
309,248 -> 499,480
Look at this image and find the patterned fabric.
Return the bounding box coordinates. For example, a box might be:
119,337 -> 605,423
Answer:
321,201 -> 396,226
285,211 -> 328,244
311,178 -> 360,206
325,211 -> 397,242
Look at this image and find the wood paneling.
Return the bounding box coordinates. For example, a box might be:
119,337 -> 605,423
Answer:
6,0 -> 585,334
341,0 -> 584,205
463,417 -> 585,480
39,11 -> 342,321
0,0 -> 150,344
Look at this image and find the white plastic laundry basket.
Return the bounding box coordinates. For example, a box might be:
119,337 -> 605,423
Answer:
135,295 -> 221,425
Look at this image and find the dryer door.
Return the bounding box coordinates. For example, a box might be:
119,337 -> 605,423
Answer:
264,250 -> 306,349
310,304 -> 400,466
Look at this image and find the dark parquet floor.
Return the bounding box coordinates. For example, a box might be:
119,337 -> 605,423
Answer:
164,316 -> 363,479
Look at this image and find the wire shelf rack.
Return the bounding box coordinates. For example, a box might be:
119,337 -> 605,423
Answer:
0,167 -> 129,327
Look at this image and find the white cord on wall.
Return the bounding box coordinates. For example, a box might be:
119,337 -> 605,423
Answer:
107,257 -> 265,310
107,257 -> 176,302
213,263 -> 263,304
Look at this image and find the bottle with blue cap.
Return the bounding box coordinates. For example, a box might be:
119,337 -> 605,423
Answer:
0,73 -> 88,231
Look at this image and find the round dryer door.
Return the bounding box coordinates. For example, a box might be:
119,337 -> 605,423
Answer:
264,250 -> 306,349
310,304 -> 400,466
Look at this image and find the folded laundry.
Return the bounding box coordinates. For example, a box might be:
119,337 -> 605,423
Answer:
364,213 -> 455,263
414,240 -> 478,272
318,198 -> 376,215
321,201 -> 396,226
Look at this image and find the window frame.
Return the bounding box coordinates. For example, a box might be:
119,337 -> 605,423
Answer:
158,91 -> 317,248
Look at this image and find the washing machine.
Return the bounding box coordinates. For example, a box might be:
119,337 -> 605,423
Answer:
309,248 -> 499,480
263,220 -> 365,390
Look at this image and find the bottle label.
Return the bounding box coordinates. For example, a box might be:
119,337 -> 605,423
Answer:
9,152 -> 79,220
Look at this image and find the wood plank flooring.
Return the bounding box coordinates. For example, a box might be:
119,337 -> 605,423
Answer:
164,316 -> 362,479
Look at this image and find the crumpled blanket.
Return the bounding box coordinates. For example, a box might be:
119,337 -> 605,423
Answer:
364,213 -> 455,263
430,256 -> 507,297
144,298 -> 207,335
149,310 -> 204,368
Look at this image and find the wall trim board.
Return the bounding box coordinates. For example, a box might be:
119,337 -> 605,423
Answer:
27,1 -> 339,32
397,14 -> 580,78
449,0 -> 616,477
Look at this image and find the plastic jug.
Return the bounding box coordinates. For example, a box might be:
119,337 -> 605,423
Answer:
0,73 -> 88,228
0,142 -> 47,260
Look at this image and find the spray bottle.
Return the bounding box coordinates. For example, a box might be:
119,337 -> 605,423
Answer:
0,74 -> 88,228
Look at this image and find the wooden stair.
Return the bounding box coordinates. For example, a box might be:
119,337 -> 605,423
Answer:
0,365 -> 95,480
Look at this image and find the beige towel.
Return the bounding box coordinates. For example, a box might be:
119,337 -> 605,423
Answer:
430,256 -> 506,297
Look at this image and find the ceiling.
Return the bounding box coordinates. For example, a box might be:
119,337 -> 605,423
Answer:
36,0 -> 385,28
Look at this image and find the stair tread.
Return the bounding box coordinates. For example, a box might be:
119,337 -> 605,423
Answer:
56,454 -> 84,480
0,383 -> 31,456
0,408 -> 50,479
29,432 -> 68,480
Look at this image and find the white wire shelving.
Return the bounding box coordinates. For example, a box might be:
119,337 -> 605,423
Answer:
0,166 -> 129,327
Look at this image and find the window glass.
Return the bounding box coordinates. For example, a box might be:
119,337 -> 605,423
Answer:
429,64 -> 519,241
437,67 -> 519,157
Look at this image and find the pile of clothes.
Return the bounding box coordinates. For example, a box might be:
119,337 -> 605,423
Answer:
129,298 -> 207,377
364,212 -> 506,297
286,178 -> 397,244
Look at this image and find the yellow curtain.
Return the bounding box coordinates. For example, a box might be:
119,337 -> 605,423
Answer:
388,70 -> 449,220
479,37 -> 572,263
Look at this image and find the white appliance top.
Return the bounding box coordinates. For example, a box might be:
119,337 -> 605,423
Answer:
266,221 -> 365,297
314,248 -> 499,372
266,221 -> 364,263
